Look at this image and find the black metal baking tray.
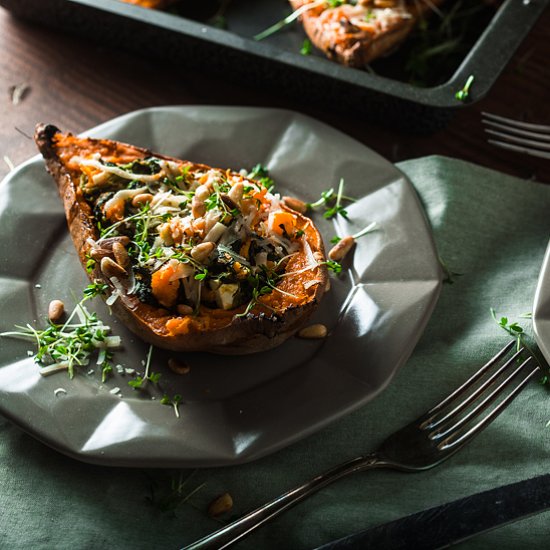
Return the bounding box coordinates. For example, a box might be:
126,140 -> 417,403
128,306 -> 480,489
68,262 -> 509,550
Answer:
1,0 -> 547,132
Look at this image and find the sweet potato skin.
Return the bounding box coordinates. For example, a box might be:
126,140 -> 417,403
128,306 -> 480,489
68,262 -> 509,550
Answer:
35,123 -> 328,354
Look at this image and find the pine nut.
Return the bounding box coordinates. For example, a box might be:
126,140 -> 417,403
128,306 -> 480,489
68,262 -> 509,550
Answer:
297,323 -> 328,339
282,196 -> 308,214
131,193 -> 154,207
48,299 -> 65,323
100,256 -> 127,278
176,304 -> 194,315
328,236 -> 355,261
227,182 -> 244,203
191,242 -> 216,263
167,358 -> 191,375
208,493 -> 233,517
192,184 -> 212,218
112,241 -> 129,268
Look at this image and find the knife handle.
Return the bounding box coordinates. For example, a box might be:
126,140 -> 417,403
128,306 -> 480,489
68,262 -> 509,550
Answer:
181,453 -> 380,550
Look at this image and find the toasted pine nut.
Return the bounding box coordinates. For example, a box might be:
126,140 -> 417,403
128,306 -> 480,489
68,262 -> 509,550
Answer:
90,236 -> 131,260
297,323 -> 328,339
194,183 -> 212,202
48,299 -> 65,323
192,184 -> 212,218
192,198 -> 206,218
112,241 -> 129,268
176,304 -> 194,315
208,493 -> 233,517
282,196 -> 308,214
328,236 -> 355,261
131,193 -> 154,207
167,358 -> 191,375
227,182 -> 244,203
325,278 -> 331,292
98,236 -> 131,248
191,242 -> 216,263
100,257 -> 127,278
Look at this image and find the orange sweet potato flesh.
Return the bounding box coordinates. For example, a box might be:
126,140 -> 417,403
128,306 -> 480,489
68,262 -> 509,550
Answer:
34,123 -> 328,354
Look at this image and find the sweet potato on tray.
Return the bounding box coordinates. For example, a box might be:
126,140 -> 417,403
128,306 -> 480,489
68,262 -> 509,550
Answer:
290,0 -> 445,67
34,124 -> 328,354
119,0 -> 177,9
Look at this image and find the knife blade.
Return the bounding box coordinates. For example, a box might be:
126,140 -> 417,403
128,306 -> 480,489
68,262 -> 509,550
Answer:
315,473 -> 550,549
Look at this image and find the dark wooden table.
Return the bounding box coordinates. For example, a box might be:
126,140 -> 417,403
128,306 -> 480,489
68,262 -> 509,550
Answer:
1,5 -> 549,184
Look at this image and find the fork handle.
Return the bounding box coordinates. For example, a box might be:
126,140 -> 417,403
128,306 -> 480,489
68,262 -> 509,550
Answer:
181,453 -> 381,550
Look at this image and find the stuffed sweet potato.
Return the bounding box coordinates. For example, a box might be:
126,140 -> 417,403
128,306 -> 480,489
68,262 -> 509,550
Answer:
34,124 -> 328,354
289,0 -> 445,67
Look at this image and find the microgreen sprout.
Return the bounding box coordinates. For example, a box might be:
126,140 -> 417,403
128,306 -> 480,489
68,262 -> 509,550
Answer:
128,345 -> 161,389
146,470 -> 205,514
307,179 -> 355,219
247,164 -> 275,192
490,308 -> 524,351
0,285 -> 119,379
194,268 -> 209,281
161,393 -> 183,418
331,221 -> 378,244
323,178 -> 348,219
490,308 -> 546,382
324,260 -> 342,274
455,74 -> 474,102
254,0 -> 324,41
300,38 -> 312,56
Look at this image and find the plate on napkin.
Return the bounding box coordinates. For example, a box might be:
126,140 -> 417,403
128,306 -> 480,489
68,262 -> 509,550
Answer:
534,242 -> 550,364
0,106 -> 441,467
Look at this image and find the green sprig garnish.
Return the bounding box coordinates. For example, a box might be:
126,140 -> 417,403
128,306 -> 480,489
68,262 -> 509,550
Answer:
455,74 -> 474,102
161,394 -> 183,418
300,39 -> 312,56
490,308 -> 547,383
128,345 -> 161,389
331,221 -> 378,244
247,164 -> 275,192
325,260 -> 342,274
308,178 -> 355,219
0,285 -> 119,379
254,1 -> 324,41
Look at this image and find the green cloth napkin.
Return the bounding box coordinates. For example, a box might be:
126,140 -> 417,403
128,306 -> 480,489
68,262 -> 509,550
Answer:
2,156 -> 550,549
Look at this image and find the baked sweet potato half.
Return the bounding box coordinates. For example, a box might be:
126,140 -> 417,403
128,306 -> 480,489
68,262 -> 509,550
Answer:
289,0 -> 445,67
34,124 -> 328,354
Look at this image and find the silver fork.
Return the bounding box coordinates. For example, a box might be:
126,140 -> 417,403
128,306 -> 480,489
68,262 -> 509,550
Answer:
482,112 -> 550,159
182,341 -> 539,550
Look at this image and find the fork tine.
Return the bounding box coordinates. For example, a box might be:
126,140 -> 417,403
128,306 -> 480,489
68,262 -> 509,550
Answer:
486,139 -> 550,160
431,352 -> 534,439
423,343 -> 523,431
423,341 -> 515,422
481,112 -> 550,159
438,356 -> 539,451
482,120 -> 550,143
485,129 -> 550,152
481,112 -> 550,134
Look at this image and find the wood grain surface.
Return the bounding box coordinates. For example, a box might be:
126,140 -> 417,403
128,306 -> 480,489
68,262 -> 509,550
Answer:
0,5 -> 549,184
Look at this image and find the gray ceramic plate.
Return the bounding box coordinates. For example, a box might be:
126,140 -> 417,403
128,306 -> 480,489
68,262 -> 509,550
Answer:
533,241 -> 550,365
0,106 -> 441,467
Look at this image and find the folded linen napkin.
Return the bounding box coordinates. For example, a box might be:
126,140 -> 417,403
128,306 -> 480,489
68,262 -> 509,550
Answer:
1,156 -> 549,549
